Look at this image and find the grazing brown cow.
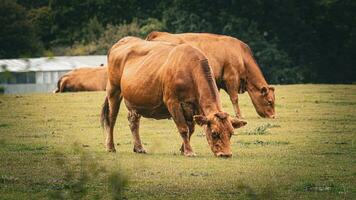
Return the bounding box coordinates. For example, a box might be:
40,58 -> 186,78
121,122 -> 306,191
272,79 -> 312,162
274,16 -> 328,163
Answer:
101,37 -> 246,157
146,32 -> 276,118
53,66 -> 107,93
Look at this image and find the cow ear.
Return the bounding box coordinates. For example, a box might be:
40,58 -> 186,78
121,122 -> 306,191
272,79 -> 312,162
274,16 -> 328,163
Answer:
261,86 -> 268,96
269,86 -> 275,92
194,115 -> 209,126
231,118 -> 247,129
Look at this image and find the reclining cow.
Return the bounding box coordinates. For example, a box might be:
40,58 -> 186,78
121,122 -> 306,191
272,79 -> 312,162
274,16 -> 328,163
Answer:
146,32 -> 275,118
53,66 -> 107,93
101,37 -> 246,157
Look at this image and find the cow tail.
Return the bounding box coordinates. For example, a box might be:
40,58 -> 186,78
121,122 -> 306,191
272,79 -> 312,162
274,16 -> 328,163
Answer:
101,97 -> 110,129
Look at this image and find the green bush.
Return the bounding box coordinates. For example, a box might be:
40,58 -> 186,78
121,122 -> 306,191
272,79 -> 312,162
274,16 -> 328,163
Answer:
0,0 -> 43,58
82,16 -> 105,44
140,18 -> 166,37
28,6 -> 53,48
53,18 -> 166,56
95,21 -> 142,54
223,18 -> 296,84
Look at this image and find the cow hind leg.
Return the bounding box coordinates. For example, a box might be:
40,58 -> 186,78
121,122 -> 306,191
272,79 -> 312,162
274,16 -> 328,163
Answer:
127,110 -> 146,153
224,78 -> 243,118
101,84 -> 122,152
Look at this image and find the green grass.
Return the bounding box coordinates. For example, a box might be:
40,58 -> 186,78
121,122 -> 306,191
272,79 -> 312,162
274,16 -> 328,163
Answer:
0,84 -> 355,199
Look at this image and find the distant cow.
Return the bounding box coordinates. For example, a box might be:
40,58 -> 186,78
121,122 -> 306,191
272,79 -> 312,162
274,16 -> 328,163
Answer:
101,37 -> 246,157
53,66 -> 107,93
146,32 -> 275,118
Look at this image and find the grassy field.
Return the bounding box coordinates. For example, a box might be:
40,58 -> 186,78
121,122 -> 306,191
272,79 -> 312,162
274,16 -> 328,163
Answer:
0,84 -> 355,199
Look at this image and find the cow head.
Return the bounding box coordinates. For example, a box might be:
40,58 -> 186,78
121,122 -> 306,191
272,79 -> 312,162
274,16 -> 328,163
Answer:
248,85 -> 275,118
194,112 -> 247,158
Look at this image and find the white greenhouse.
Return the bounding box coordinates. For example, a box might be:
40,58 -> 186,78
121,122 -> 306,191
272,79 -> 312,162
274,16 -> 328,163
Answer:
0,55 -> 106,94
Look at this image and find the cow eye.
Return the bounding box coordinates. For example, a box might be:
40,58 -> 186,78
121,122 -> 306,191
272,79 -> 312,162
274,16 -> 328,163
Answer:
212,132 -> 220,139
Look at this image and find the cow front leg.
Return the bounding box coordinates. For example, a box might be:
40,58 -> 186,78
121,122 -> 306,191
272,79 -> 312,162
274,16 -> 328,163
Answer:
127,110 -> 146,153
178,126 -> 196,157
166,101 -> 196,157
180,121 -> 195,154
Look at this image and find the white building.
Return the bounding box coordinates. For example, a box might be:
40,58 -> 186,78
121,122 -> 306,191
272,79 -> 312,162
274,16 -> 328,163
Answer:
0,55 -> 106,94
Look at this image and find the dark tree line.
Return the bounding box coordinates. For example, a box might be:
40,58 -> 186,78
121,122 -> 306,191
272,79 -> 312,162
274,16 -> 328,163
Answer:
1,0 -> 355,84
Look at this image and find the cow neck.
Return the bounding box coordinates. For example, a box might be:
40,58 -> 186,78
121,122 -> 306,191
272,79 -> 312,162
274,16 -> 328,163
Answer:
195,59 -> 222,116
243,49 -> 268,93
198,95 -> 221,116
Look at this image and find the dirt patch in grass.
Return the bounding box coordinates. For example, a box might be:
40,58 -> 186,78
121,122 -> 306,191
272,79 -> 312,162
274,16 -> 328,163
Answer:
236,140 -> 290,146
241,123 -> 281,135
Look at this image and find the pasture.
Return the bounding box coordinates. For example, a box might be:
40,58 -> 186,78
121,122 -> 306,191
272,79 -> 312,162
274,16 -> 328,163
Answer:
0,85 -> 355,199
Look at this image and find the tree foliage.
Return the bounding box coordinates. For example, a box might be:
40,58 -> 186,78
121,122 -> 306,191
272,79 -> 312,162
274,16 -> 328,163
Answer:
1,0 -> 355,83
0,0 -> 42,58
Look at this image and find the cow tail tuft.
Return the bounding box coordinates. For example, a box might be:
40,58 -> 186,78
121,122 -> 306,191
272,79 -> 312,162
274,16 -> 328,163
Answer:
101,97 -> 110,129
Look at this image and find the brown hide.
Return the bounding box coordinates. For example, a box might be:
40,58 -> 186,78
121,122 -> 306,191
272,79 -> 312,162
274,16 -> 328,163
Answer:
54,66 -> 107,93
101,37 -> 246,157
146,32 -> 276,118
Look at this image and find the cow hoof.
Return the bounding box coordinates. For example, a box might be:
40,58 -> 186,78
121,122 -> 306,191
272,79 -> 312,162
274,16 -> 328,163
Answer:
184,151 -> 196,157
106,142 -> 116,152
133,147 -> 146,154
107,148 -> 116,153
179,145 -> 184,154
236,114 -> 244,119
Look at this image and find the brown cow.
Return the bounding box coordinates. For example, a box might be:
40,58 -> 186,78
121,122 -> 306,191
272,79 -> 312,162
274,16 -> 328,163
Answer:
146,32 -> 276,118
101,37 -> 246,157
53,66 -> 107,93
